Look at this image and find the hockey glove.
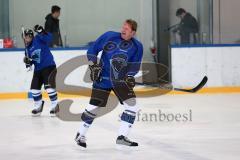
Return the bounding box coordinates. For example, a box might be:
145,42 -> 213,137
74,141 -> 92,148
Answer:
89,63 -> 102,82
125,75 -> 135,88
23,56 -> 32,68
34,25 -> 45,34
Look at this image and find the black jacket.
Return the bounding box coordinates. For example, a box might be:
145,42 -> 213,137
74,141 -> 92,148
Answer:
179,13 -> 199,44
179,13 -> 199,34
44,14 -> 63,47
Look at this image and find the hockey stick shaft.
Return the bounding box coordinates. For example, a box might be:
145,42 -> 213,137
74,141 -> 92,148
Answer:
21,26 -> 27,57
101,76 -> 208,93
21,26 -> 32,71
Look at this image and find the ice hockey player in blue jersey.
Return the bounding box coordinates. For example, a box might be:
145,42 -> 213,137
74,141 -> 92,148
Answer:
22,25 -> 59,116
75,19 -> 143,148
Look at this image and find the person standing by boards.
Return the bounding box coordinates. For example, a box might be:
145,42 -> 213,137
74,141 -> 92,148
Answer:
44,5 -> 63,48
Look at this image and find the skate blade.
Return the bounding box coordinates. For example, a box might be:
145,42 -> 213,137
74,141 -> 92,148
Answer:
115,144 -> 139,151
31,112 -> 41,117
50,113 -> 56,117
75,144 -> 87,150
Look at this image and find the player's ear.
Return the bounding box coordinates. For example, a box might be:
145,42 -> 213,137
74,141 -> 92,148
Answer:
132,31 -> 136,37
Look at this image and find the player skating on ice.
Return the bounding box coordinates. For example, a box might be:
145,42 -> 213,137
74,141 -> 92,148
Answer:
75,19 -> 143,148
22,25 -> 59,116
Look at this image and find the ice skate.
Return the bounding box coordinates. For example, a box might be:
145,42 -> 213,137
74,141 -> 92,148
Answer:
116,135 -> 138,147
32,101 -> 45,116
75,132 -> 87,148
50,104 -> 59,116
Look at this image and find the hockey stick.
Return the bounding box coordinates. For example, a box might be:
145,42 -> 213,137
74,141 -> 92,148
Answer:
21,26 -> 32,72
136,76 -> 208,93
135,76 -> 208,93
102,76 -> 208,93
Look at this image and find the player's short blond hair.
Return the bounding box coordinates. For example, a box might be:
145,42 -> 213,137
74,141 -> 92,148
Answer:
125,19 -> 138,32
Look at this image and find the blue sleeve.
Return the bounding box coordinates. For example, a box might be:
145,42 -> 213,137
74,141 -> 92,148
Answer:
36,32 -> 53,45
87,31 -> 111,63
128,42 -> 143,76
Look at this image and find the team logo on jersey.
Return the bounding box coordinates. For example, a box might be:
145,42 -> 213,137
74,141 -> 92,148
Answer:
103,41 -> 117,52
31,49 -> 41,64
110,53 -> 128,79
119,40 -> 133,50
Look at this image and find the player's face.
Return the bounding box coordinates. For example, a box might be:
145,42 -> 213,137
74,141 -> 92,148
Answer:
178,13 -> 185,19
53,11 -> 60,19
121,23 -> 136,41
24,35 -> 33,44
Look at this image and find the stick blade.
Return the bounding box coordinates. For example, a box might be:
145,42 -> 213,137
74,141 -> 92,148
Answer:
174,76 -> 208,93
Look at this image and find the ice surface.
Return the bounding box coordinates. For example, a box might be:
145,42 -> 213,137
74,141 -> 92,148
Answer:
0,93 -> 240,160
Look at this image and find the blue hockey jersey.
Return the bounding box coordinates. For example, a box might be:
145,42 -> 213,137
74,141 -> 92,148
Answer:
26,33 -> 56,71
87,31 -> 143,89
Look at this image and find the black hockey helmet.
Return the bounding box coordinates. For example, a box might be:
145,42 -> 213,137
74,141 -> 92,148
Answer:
23,29 -> 34,38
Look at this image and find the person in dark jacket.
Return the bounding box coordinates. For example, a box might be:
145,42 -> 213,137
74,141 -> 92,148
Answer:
176,8 -> 199,44
44,5 -> 63,47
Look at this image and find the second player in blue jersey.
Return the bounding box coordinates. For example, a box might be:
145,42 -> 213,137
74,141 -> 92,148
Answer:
22,25 -> 59,116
